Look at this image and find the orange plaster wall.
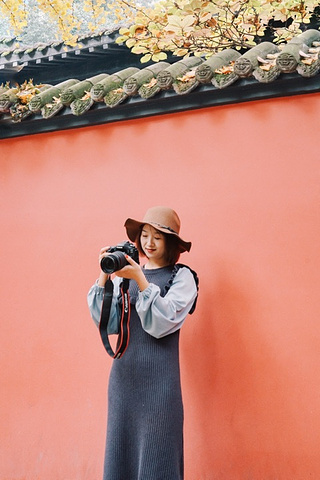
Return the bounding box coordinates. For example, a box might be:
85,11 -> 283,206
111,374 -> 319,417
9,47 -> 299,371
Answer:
1,94 -> 320,480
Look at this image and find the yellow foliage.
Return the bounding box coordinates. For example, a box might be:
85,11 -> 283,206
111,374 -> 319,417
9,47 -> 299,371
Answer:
0,0 -> 27,33
111,0 -> 320,61
1,0 -> 319,61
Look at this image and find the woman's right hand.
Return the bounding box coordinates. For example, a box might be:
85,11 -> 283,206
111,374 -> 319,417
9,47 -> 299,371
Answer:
98,246 -> 111,286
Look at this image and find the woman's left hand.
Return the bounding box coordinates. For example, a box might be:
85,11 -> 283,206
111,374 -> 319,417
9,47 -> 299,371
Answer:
115,255 -> 149,291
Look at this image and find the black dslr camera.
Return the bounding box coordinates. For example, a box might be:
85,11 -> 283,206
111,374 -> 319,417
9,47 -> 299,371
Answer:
100,241 -> 139,274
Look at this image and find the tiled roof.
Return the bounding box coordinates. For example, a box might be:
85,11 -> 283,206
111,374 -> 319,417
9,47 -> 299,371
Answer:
0,30 -> 117,65
1,28 -> 320,139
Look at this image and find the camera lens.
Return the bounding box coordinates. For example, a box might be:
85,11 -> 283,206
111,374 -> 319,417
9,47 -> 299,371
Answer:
100,252 -> 127,274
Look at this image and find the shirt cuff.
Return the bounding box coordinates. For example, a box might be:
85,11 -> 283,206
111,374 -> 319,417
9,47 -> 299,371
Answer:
139,284 -> 153,299
93,281 -> 104,294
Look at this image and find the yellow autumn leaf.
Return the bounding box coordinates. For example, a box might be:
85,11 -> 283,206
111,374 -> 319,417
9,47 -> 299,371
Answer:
173,48 -> 189,57
113,88 -> 124,94
119,27 -> 130,35
177,70 -> 196,82
131,46 -> 148,54
140,54 -> 152,63
215,63 -> 234,74
259,63 -> 274,71
116,35 -> 129,44
145,78 -> 158,88
181,15 -> 196,28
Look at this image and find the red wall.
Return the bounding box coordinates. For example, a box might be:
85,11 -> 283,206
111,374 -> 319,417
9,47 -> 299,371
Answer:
1,94 -> 320,479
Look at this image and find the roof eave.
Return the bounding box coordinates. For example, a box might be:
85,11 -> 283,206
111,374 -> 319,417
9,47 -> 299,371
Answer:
1,73 -> 319,140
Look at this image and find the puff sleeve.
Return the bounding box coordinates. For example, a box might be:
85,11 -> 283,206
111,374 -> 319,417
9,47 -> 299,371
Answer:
87,277 -> 121,333
136,267 -> 197,339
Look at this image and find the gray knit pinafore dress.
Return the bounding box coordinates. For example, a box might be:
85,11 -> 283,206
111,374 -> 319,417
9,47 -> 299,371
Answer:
103,266 -> 184,480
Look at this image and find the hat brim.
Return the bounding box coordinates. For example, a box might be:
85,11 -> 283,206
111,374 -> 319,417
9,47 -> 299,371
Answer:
124,218 -> 191,253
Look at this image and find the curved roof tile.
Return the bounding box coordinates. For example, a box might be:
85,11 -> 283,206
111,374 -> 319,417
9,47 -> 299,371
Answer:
1,29 -> 320,139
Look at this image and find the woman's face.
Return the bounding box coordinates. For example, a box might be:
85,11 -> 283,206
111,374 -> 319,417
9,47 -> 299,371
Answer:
140,224 -> 167,267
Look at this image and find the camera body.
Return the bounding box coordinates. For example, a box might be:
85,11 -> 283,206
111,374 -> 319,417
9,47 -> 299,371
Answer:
100,241 -> 139,274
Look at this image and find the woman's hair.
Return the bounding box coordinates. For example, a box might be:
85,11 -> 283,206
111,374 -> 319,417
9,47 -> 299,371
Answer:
135,226 -> 181,265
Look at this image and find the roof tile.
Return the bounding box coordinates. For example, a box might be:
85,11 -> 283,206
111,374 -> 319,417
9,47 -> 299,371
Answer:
1,28 -> 320,138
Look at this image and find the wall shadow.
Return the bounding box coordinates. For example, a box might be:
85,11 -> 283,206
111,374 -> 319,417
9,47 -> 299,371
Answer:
181,257 -> 283,477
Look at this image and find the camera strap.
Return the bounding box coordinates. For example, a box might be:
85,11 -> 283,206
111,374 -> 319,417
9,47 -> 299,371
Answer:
99,278 -> 131,359
163,264 -> 199,314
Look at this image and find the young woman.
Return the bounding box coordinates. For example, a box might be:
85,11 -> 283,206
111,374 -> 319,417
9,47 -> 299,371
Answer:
87,206 -> 198,480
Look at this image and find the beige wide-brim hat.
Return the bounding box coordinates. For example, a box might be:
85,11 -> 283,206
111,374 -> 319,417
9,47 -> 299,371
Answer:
124,206 -> 192,253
